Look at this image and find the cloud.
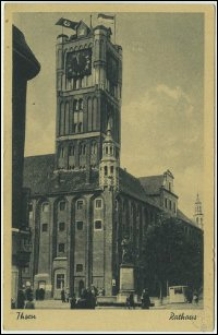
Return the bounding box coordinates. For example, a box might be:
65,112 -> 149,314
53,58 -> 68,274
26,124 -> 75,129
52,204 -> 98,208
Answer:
121,83 -> 203,217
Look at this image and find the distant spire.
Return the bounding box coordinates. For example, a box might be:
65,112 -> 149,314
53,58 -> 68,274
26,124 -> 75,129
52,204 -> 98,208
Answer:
106,118 -> 111,135
195,193 -> 200,203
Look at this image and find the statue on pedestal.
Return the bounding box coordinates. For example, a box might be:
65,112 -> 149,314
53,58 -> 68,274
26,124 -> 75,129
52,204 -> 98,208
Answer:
121,237 -> 133,264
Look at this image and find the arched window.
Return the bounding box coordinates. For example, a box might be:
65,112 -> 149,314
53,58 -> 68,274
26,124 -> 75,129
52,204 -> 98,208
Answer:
59,201 -> 66,211
59,102 -> 65,135
104,166 -> 108,176
76,199 -> 84,210
110,166 -> 114,174
110,146 -> 113,155
87,97 -> 92,131
106,147 -> 108,155
79,99 -> 83,110
78,122 -> 83,133
91,142 -> 97,154
73,100 -> 78,111
59,146 -> 64,158
65,102 -> 70,134
79,143 -> 86,155
41,202 -> 49,213
69,144 -> 75,156
83,144 -> 86,155
92,97 -> 98,130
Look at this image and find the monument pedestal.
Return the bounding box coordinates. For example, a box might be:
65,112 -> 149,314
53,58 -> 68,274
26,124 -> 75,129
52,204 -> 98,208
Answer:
118,263 -> 134,303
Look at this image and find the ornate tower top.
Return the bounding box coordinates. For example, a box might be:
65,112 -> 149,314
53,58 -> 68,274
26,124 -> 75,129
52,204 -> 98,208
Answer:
193,193 -> 203,229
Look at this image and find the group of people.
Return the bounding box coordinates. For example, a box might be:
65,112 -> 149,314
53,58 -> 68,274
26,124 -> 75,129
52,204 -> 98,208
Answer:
126,288 -> 152,309
13,284 -> 35,309
61,286 -> 98,309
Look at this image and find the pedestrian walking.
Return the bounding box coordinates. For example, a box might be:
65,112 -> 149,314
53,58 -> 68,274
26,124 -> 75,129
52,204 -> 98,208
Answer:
141,288 -> 151,309
70,294 -> 77,309
61,288 -> 66,302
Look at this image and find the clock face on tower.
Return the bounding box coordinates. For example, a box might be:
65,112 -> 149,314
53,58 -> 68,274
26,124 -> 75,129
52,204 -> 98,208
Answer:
66,49 -> 92,79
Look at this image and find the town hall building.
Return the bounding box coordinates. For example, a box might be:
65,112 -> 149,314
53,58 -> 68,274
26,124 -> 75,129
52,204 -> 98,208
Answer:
22,19 -> 203,299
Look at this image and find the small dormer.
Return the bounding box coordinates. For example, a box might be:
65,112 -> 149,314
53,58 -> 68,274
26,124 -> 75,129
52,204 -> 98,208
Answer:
76,21 -> 90,38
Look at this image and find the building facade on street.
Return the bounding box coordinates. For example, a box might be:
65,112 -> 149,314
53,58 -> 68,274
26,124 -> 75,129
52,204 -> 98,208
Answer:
12,25 -> 40,305
22,19 -> 203,299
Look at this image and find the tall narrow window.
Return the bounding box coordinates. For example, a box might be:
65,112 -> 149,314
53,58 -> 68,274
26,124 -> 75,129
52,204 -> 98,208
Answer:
56,274 -> 65,289
59,222 -> 65,231
95,199 -> 102,208
92,97 -> 98,130
59,201 -> 66,211
165,198 -> 168,208
87,97 -> 92,131
65,102 -> 70,134
77,200 -> 84,210
95,221 -> 102,229
104,166 -> 108,176
42,223 -> 48,232
59,146 -> 64,158
42,203 -> 49,212
91,142 -> 97,154
58,243 -> 65,253
110,166 -> 114,174
69,145 -> 75,156
79,99 -> 83,109
59,102 -> 65,135
78,122 -> 83,133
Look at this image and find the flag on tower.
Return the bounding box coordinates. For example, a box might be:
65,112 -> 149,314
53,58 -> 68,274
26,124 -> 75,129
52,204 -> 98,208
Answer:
97,13 -> 115,24
55,18 -> 78,30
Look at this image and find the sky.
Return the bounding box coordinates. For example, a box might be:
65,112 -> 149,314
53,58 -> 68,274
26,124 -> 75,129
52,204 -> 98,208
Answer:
13,11 -> 204,218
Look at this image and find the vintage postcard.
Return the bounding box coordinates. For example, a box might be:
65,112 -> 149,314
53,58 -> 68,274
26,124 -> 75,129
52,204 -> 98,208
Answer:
3,2 -> 216,333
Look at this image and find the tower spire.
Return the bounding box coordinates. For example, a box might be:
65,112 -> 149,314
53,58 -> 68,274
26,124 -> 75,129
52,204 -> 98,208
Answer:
193,193 -> 203,229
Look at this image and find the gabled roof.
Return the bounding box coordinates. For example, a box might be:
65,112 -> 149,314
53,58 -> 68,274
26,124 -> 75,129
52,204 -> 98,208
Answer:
139,175 -> 164,195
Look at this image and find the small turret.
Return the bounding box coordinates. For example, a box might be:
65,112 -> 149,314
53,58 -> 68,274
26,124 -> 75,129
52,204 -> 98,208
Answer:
99,120 -> 119,190
193,193 -> 203,229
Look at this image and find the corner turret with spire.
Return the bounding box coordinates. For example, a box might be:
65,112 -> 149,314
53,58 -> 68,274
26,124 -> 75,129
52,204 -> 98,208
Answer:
193,193 -> 204,229
99,119 -> 120,190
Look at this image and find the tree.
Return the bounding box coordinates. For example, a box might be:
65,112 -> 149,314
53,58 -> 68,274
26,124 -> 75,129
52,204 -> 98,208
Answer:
143,216 -> 203,300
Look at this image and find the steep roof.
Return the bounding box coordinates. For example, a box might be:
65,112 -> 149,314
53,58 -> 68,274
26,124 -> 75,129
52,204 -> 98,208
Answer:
23,154 -> 160,209
119,168 -> 162,209
177,209 -> 200,229
139,175 -> 164,195
23,154 -> 99,195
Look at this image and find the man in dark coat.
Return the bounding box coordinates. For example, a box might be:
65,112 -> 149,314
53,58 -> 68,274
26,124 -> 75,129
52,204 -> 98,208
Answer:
61,288 -> 65,302
17,286 -> 26,309
141,288 -> 151,309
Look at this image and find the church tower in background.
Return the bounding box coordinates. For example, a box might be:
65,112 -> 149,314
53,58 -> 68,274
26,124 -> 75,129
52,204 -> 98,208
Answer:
193,194 -> 204,229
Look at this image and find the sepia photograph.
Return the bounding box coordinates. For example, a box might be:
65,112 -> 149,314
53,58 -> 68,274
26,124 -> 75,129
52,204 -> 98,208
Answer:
3,2 -> 215,332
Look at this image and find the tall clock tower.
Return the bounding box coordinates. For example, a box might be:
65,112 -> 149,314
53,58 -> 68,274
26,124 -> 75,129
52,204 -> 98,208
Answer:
55,21 -> 122,174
